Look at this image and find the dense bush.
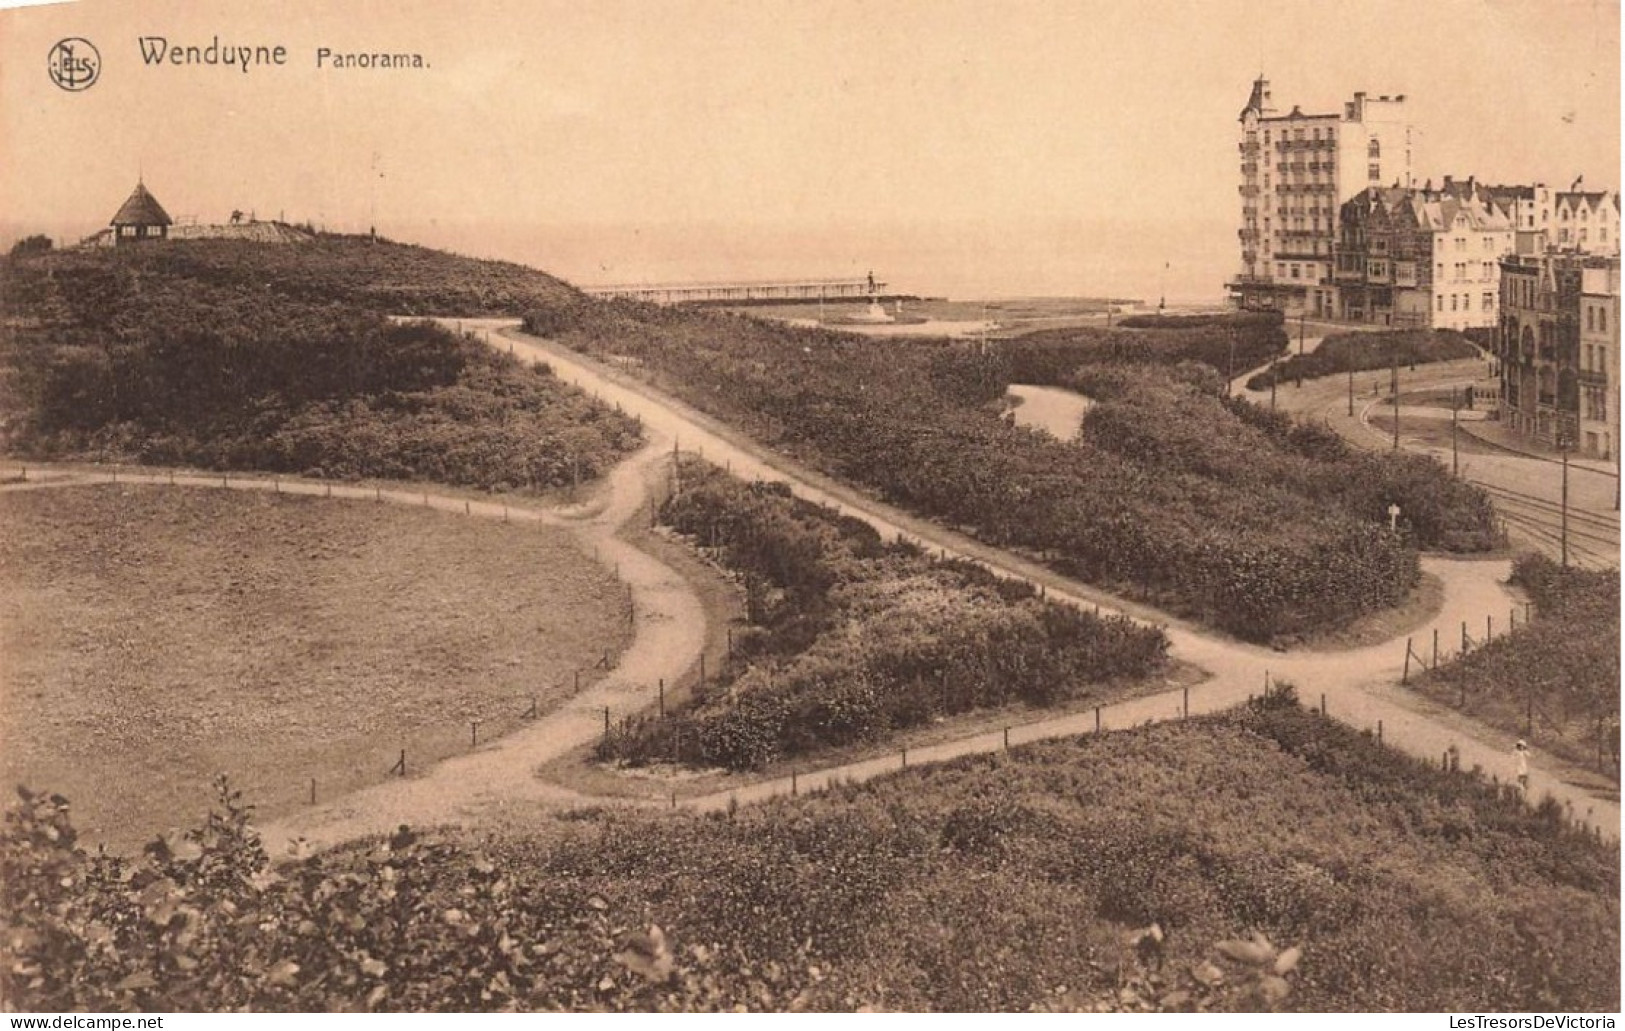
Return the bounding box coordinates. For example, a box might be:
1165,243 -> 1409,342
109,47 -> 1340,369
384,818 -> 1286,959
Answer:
1000,310 -> 1288,385
1245,329 -> 1481,390
6,699 -> 1616,1012
0,246 -> 640,489
1418,554 -> 1620,774
600,462 -> 1167,768
528,298 -> 1495,640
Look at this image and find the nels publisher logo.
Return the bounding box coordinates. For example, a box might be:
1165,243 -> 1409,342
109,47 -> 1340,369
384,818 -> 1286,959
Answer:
47,38 -> 101,92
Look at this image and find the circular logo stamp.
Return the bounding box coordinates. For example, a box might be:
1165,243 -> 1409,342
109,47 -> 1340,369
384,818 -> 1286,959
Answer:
48,38 -> 101,92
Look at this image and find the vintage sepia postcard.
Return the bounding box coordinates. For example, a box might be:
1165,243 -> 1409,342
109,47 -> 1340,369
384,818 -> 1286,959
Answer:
0,0 -> 1619,1018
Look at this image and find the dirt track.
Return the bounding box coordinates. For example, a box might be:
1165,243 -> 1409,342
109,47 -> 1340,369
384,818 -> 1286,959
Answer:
6,319 -> 1615,848
476,319 -> 1619,838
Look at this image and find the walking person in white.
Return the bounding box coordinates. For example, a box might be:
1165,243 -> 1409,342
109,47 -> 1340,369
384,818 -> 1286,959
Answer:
1514,739 -> 1530,793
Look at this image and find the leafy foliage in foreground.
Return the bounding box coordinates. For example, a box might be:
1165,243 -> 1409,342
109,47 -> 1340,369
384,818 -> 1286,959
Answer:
1245,329 -> 1482,391
599,462 -> 1168,769
1418,554 -> 1621,775
0,246 -> 639,489
5,701 -> 1616,1012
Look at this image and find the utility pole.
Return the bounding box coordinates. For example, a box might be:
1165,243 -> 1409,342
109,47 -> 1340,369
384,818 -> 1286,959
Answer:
1270,369 -> 1277,411
1298,312 -> 1306,357
1391,347 -> 1400,450
1561,430 -> 1571,568
1347,365 -> 1355,418
1451,388 -> 1460,477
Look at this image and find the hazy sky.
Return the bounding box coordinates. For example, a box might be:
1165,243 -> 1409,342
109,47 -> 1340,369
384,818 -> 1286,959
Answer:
1,0 -> 1618,300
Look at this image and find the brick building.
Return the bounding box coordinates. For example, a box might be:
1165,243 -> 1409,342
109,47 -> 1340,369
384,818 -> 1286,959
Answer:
1334,184 -> 1512,330
1497,252 -> 1620,459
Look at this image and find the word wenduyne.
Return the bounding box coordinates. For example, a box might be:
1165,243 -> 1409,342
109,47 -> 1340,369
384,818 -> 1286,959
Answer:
137,36 -> 425,71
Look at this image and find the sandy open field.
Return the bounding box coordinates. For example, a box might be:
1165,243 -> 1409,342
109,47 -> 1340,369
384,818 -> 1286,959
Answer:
0,483 -> 630,851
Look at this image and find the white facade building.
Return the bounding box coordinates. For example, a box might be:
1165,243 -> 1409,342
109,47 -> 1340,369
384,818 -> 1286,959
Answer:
1231,77 -> 1413,317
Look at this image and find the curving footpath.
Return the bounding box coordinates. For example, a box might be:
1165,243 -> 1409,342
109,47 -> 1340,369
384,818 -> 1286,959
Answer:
2,448 -> 705,857
7,320 -> 1616,847
468,318 -> 1618,839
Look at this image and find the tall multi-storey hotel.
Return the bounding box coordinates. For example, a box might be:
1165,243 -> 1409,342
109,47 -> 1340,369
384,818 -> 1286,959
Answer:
1230,77 -> 1413,317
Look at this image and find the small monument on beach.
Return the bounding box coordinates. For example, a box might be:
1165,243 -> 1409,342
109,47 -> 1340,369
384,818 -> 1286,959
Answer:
846,270 -> 895,324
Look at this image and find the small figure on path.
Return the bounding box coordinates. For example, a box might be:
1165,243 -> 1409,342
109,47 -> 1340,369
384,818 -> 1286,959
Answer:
1514,739 -> 1530,792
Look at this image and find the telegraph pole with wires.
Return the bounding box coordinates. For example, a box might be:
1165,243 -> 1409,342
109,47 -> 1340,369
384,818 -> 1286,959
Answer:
1390,346 -> 1400,450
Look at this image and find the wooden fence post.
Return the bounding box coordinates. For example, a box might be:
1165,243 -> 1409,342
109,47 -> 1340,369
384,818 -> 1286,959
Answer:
1095,706 -> 1102,733
309,778 -> 316,805
471,722 -> 479,747
603,706 -> 611,739
901,747 -> 907,769
659,678 -> 665,717
1183,687 -> 1189,718
1402,639 -> 1412,685
1432,628 -> 1439,668
1004,726 -> 1010,750
1377,719 -> 1383,743
791,771 -> 798,797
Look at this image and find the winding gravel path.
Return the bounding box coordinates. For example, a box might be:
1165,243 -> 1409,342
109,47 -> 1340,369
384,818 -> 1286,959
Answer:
473,319 -> 1618,838
6,318 -> 1614,848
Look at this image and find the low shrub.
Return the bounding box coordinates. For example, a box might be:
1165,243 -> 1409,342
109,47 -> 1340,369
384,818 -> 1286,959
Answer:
599,462 -> 1168,768
1417,554 -> 1620,774
6,701 -> 1616,1012
1245,329 -> 1481,391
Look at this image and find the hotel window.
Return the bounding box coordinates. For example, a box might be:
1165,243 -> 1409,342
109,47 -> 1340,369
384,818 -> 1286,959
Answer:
1483,292 -> 1494,312
1367,139 -> 1380,158
1589,307 -> 1596,332
1581,229 -> 1589,244
1368,163 -> 1380,181
1291,264 -> 1301,279
1451,295 -> 1459,311
1437,295 -> 1445,312
1602,309 -> 1609,332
